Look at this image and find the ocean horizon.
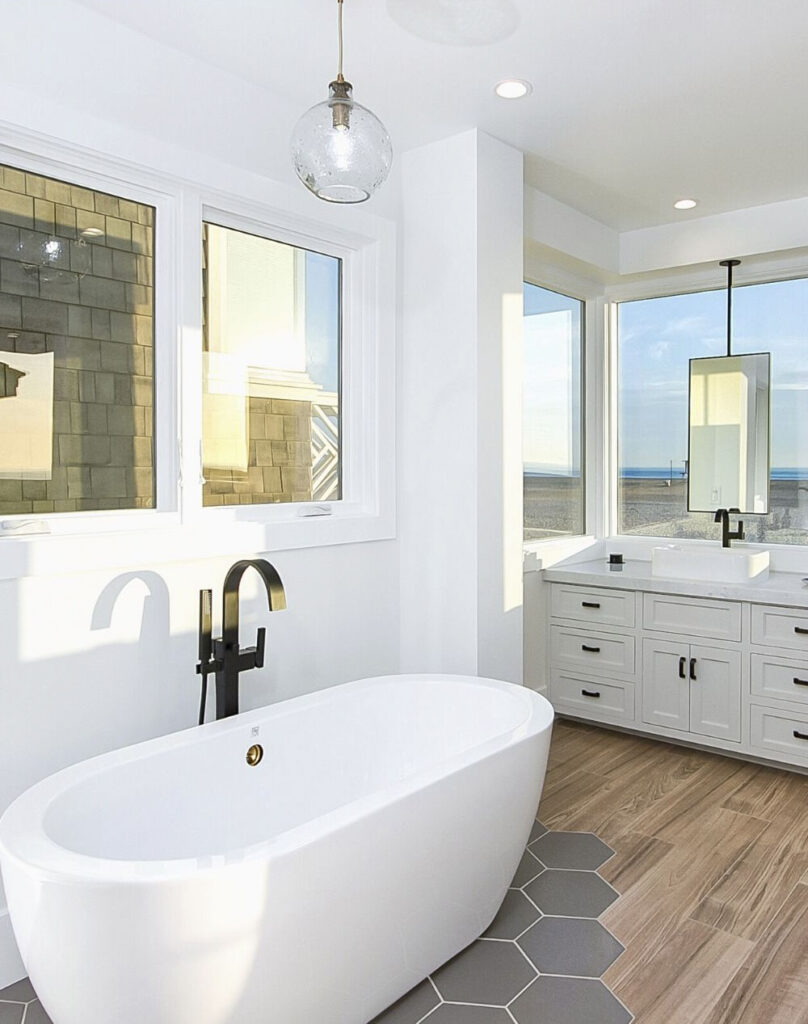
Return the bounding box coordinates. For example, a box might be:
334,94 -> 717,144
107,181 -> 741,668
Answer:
525,467 -> 807,480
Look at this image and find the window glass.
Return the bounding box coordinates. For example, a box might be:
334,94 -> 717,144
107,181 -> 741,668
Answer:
617,277 -> 808,544
201,223 -> 341,507
0,164 -> 154,515
523,283 -> 584,541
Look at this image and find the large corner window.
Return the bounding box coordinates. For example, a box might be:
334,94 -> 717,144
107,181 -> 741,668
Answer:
201,222 -> 341,507
617,276 -> 808,545
0,163 -> 154,516
523,282 -> 584,541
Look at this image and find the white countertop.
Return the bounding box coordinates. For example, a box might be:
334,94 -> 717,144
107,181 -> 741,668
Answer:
542,558 -> 808,608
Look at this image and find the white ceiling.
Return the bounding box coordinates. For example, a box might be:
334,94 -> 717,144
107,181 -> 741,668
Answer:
72,0 -> 808,230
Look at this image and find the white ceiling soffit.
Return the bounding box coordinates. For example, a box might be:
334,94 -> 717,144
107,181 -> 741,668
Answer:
70,0 -> 808,231
386,0 -> 520,46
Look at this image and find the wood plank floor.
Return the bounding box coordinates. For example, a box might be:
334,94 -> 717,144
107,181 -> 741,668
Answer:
540,718 -> 808,1024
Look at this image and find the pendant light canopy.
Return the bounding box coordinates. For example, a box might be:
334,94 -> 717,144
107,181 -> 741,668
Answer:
291,0 -> 392,204
719,258 -> 741,357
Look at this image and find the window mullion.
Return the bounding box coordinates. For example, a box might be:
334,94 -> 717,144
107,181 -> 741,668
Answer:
177,188 -> 205,522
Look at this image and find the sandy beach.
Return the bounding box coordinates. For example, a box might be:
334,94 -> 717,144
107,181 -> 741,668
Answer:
524,475 -> 808,545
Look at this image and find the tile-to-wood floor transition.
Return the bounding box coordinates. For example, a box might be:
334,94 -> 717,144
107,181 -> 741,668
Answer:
544,718 -> 808,1023
3,717 -> 808,1023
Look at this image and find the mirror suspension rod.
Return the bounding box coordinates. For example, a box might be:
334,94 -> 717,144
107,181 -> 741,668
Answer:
719,258 -> 741,357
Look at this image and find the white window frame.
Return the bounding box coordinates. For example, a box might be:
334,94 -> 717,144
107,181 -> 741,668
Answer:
0,127 -> 396,580
604,253 -> 808,551
0,138 -> 180,540
522,254 -> 606,562
188,198 -> 376,527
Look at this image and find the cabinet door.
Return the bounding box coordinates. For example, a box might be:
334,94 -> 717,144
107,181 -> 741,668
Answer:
642,639 -> 689,731
689,644 -> 742,742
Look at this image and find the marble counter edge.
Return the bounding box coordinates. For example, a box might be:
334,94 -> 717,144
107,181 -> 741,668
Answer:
542,563 -> 808,609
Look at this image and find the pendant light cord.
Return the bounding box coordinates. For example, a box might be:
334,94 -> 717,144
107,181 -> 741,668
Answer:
337,0 -> 345,82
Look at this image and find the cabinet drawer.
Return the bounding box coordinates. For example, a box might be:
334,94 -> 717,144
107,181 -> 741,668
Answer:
551,672 -> 635,723
550,625 -> 635,677
550,584 -> 635,628
643,593 -> 741,641
750,704 -> 808,764
751,605 -> 808,652
750,653 -> 808,706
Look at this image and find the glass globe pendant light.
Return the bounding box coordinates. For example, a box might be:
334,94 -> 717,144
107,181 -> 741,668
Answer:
291,0 -> 392,203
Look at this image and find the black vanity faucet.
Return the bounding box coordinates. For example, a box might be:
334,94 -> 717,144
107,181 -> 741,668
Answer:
196,558 -> 286,722
714,508 -> 745,549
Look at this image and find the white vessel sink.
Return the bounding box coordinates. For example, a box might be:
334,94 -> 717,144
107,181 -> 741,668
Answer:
651,544 -> 770,582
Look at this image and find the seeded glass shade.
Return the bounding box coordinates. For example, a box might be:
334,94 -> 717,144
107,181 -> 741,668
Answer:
291,82 -> 393,204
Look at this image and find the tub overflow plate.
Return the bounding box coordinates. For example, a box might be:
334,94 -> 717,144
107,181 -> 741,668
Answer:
246,744 -> 264,766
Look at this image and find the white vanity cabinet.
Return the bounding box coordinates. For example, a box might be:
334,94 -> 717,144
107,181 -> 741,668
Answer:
748,604 -> 808,766
641,639 -> 741,741
543,562 -> 808,772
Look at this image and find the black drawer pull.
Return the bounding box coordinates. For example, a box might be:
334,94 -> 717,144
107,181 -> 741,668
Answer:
690,657 -> 697,681
581,601 -> 601,609
581,644 -> 601,653
793,677 -> 808,687
795,627 -> 808,635
581,689 -> 601,699
793,730 -> 808,741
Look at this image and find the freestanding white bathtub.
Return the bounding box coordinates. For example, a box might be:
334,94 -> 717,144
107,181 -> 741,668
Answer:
0,674 -> 553,1024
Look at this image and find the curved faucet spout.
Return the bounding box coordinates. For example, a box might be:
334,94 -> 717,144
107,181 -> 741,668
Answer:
222,559 -> 286,648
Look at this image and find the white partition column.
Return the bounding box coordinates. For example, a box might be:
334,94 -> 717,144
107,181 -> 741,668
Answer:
399,129 -> 524,682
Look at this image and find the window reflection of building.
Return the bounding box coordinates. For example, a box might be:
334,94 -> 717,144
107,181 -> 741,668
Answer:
0,362 -> 26,399
0,352 -> 54,479
202,224 -> 340,506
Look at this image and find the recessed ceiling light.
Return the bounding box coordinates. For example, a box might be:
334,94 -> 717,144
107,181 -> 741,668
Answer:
495,79 -> 532,99
674,199 -> 698,210
80,227 -> 105,238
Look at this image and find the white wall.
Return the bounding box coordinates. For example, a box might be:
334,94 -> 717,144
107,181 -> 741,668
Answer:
398,132 -> 479,674
475,133 -> 525,683
0,2 -> 403,987
399,129 -> 524,683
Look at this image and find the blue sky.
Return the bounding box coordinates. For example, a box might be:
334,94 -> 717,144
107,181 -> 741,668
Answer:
523,283 -> 582,473
619,277 -> 808,470
305,251 -> 340,395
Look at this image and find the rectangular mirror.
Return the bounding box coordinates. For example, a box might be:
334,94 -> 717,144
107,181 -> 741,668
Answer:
688,352 -> 771,513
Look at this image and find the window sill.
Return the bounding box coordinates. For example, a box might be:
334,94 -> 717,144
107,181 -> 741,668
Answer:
523,534 -> 599,572
0,508 -> 395,581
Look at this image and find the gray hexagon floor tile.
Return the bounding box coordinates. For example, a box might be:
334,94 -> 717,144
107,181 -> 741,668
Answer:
432,939 -> 536,1005
510,976 -> 632,1024
484,890 -> 541,940
370,979 -> 439,1024
518,916 -> 624,976
529,831 -> 614,870
0,980 -> 35,1003
0,1003 -> 24,1024
424,1005 -> 512,1023
510,849 -> 544,887
20,1003 -> 52,1024
524,869 -> 619,918
528,820 -> 548,843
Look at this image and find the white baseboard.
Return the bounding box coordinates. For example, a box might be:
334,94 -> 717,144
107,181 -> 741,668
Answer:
0,910 -> 25,989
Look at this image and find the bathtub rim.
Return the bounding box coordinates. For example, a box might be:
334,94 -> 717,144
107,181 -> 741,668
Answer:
0,674 -> 553,885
